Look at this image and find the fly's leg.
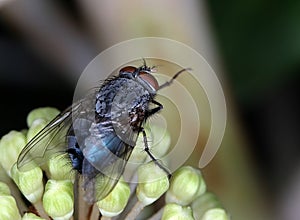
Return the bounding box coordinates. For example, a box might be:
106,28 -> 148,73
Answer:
158,68 -> 192,90
146,100 -> 163,117
140,127 -> 171,178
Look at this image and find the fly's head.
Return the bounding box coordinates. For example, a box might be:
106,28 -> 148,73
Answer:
119,65 -> 159,93
117,64 -> 159,132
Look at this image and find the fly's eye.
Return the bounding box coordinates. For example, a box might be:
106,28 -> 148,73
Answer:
139,71 -> 159,91
119,66 -> 137,75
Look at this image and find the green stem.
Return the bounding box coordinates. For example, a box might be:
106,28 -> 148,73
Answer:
33,199 -> 51,220
124,200 -> 145,220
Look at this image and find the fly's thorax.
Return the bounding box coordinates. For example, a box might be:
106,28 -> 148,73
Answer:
107,78 -> 151,145
94,74 -> 155,146
95,78 -> 127,117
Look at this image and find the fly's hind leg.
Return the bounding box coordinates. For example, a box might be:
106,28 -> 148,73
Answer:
140,127 -> 171,178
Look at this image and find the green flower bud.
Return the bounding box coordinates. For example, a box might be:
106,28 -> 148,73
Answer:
26,107 -> 60,150
47,153 -> 74,181
43,180 -> 74,220
0,181 -> 11,195
0,131 -> 26,176
26,107 -> 60,128
201,208 -> 230,220
130,131 -> 149,163
20,129 -> 28,137
131,125 -> 171,164
11,163 -> 43,203
166,166 -> 206,205
162,203 -> 194,220
136,161 -> 169,206
22,212 -> 46,220
26,119 -> 48,142
0,195 -> 22,220
191,192 -> 222,219
97,179 -> 130,217
148,125 -> 171,158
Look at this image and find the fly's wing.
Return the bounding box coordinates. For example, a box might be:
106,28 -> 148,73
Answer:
82,139 -> 133,202
17,101 -> 90,171
81,120 -> 136,202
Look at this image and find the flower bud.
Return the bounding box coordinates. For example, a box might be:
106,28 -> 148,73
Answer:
136,161 -> 169,206
11,163 -> 43,204
0,131 -> 26,176
26,119 -> 48,142
97,179 -> 130,217
26,107 -> 60,145
0,181 -> 11,195
26,107 -> 59,128
166,166 -> 206,205
43,180 -> 74,220
162,203 -> 194,220
22,212 -> 45,220
191,192 -> 222,219
130,131 -> 149,163
47,153 -> 74,181
201,208 -> 230,220
0,195 -> 22,220
130,125 -> 171,163
149,125 -> 171,158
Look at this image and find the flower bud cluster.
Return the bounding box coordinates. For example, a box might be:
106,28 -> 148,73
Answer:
0,107 -> 229,219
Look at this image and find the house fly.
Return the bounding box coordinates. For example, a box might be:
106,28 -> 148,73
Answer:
17,60 -> 190,202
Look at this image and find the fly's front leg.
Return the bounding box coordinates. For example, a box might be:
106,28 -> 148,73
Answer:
146,100 -> 163,118
140,127 -> 171,178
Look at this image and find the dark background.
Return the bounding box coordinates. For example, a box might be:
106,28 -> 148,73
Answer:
1,1 -> 300,219
207,0 -> 300,193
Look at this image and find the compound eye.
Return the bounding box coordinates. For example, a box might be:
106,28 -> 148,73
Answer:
139,71 -> 159,91
119,66 -> 137,75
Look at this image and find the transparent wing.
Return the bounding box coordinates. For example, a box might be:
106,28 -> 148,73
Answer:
81,119 -> 136,202
17,101 -> 89,171
82,108 -> 138,203
82,140 -> 133,202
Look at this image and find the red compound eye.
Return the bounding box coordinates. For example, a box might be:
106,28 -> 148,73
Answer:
139,71 -> 159,91
119,66 -> 137,74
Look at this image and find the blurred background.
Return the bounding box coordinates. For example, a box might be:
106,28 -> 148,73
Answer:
1,0 -> 300,219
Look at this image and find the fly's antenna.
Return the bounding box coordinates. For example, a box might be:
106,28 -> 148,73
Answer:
142,58 -> 147,67
158,68 -> 192,90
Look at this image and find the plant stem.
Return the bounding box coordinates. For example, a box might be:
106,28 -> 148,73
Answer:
124,201 -> 145,220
